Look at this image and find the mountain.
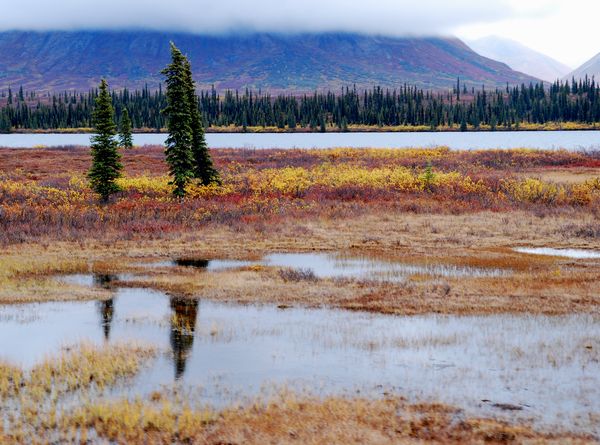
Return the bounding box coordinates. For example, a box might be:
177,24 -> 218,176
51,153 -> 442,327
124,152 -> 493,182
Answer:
565,52 -> 600,82
467,36 -> 571,82
0,31 -> 539,92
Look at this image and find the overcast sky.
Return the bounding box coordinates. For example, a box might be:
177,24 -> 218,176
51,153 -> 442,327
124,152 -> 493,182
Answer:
0,0 -> 597,67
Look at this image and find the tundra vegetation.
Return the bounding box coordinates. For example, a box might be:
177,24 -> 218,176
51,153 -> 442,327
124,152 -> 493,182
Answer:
1,145 -> 600,442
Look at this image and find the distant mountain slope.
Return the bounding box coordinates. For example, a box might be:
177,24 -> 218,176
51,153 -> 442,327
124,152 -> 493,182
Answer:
467,36 -> 571,82
565,52 -> 600,82
0,31 -> 539,92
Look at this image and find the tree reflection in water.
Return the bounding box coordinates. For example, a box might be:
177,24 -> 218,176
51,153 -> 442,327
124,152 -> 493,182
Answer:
94,274 -> 117,341
169,297 -> 199,379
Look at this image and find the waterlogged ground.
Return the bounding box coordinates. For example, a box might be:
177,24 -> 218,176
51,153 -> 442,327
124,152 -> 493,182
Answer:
140,252 -> 509,281
0,266 -> 599,436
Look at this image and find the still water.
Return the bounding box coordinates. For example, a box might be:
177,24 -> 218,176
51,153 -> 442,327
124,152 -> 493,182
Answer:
142,252 -> 509,281
1,130 -> 600,150
514,247 -> 600,259
0,273 -> 598,434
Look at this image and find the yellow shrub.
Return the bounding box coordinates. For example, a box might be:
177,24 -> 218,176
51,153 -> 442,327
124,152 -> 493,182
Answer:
503,178 -> 561,204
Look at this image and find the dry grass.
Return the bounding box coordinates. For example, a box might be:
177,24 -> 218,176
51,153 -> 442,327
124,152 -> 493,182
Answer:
517,168 -> 600,184
0,252 -> 109,303
0,343 -> 157,443
0,361 -> 23,400
62,393 -> 594,445
28,343 -> 156,400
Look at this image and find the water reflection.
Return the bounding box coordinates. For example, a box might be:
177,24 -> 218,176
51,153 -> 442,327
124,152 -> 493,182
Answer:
175,258 -> 210,268
169,297 -> 199,379
97,299 -> 114,340
93,274 -> 118,289
93,274 -> 118,340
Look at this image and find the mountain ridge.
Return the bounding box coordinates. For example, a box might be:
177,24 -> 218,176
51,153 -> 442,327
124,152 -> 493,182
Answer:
0,30 -> 540,92
565,52 -> 600,82
467,36 -> 571,82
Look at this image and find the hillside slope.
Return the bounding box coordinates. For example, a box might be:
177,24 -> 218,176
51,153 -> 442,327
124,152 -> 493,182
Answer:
468,36 -> 571,82
0,31 -> 540,92
565,52 -> 600,82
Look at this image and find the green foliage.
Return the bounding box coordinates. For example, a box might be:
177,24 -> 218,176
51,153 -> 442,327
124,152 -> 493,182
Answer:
88,79 -> 122,202
119,108 -> 133,149
183,59 -> 220,186
422,162 -> 436,191
0,111 -> 11,133
161,43 -> 195,197
287,110 -> 297,129
319,115 -> 327,133
2,78 -> 600,132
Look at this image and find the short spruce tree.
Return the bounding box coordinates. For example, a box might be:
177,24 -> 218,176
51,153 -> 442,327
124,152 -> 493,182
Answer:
88,79 -> 122,202
119,108 -> 133,149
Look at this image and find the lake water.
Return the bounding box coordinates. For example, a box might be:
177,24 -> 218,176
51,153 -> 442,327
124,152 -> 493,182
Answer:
0,273 -> 598,435
1,130 -> 600,150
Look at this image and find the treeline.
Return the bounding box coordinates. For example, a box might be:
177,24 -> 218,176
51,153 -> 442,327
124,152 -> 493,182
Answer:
1,77 -> 599,132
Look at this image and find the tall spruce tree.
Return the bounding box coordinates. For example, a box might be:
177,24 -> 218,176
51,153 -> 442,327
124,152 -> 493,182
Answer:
119,108 -> 133,149
161,43 -> 195,197
183,59 -> 220,185
88,79 -> 122,202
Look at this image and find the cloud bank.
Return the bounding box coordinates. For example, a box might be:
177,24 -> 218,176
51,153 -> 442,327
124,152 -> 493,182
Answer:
0,0 -> 516,36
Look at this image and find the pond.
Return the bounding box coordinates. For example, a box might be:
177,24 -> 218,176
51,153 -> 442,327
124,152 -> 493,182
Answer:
0,273 -> 598,435
140,252 -> 509,281
514,247 -> 600,259
1,130 -> 600,150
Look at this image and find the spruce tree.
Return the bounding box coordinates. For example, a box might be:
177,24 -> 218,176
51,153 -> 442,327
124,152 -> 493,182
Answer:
88,79 -> 122,202
119,108 -> 133,149
161,43 -> 195,197
183,58 -> 220,185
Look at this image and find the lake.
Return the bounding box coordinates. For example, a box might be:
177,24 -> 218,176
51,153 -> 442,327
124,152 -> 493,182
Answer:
1,130 -> 600,150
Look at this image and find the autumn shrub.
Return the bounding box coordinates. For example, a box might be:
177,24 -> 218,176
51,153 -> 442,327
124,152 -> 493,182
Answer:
1,146 -> 599,245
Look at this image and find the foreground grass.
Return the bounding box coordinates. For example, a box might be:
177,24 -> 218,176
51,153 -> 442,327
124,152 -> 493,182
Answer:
62,394 -> 594,445
0,345 -> 594,444
1,343 -> 156,442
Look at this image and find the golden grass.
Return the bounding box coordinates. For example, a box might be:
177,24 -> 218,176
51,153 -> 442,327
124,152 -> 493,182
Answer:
28,343 -> 156,400
0,343 -> 157,443
0,252 -> 110,303
62,393 -> 594,445
0,361 -> 23,400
